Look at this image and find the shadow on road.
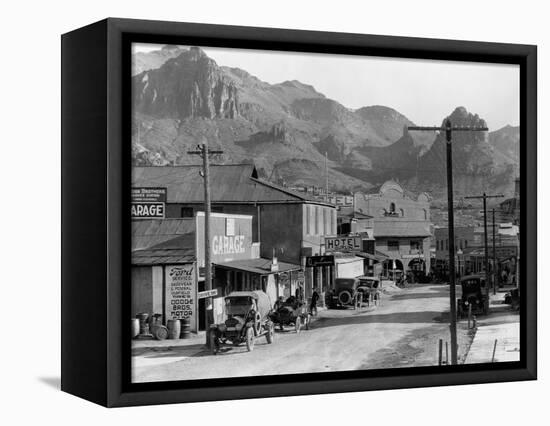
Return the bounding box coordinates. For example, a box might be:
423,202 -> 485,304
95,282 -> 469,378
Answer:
390,291 -> 448,301
133,343 -> 207,358
311,310 -> 444,330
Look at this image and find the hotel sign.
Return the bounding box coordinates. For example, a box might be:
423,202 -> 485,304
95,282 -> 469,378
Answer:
131,187 -> 166,219
325,236 -> 362,253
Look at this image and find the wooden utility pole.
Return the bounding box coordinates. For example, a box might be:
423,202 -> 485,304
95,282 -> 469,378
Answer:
408,119 -> 488,365
325,151 -> 329,202
464,194 -> 503,296
492,208 -> 497,292
188,142 -> 223,341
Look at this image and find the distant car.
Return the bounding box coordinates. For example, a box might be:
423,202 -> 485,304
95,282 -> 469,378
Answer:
357,276 -> 381,306
270,296 -> 311,333
209,291 -> 275,354
504,288 -> 520,311
326,277 -> 375,309
457,275 -> 489,317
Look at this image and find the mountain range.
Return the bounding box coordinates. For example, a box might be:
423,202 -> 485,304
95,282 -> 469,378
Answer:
131,46 -> 520,200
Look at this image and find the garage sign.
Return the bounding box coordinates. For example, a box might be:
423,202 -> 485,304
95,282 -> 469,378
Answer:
131,187 -> 166,219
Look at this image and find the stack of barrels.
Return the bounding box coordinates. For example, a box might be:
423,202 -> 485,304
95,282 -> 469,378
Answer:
132,315 -> 192,340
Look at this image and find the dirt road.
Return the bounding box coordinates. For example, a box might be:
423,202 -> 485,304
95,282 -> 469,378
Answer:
132,284 -> 473,383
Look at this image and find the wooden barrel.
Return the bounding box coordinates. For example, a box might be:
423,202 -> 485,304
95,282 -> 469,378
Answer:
180,317 -> 191,339
151,325 -> 168,340
131,318 -> 140,338
167,319 -> 181,339
136,312 -> 149,335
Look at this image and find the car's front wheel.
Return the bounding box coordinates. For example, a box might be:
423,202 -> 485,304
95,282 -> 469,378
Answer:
246,327 -> 255,352
295,316 -> 302,333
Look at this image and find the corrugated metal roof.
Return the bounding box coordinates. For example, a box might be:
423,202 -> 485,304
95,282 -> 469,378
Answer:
373,220 -> 431,237
132,219 -> 195,251
214,257 -> 301,275
132,164 -> 332,205
132,248 -> 195,265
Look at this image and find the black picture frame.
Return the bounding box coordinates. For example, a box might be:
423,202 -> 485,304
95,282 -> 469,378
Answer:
61,17 -> 537,407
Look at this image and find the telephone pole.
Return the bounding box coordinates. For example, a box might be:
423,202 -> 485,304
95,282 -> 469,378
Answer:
464,193 -> 503,296
188,142 -> 223,341
325,151 -> 329,202
408,118 -> 488,365
492,208 -> 497,292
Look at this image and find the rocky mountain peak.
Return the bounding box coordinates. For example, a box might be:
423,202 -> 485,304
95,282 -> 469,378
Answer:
445,106 -> 487,130
133,46 -> 239,120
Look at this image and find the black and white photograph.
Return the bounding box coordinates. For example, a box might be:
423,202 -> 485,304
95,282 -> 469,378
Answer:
130,42 -> 521,383
3,0 -> 546,421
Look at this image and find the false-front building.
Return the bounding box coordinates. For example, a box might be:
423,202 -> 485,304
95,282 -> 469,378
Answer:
353,181 -> 432,280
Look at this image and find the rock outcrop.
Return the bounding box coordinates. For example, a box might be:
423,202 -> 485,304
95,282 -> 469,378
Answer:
134,47 -> 239,120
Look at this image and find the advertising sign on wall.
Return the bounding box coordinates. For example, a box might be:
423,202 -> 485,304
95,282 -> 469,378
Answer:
305,255 -> 334,267
164,263 -> 197,332
131,187 -> 167,219
196,212 -> 254,267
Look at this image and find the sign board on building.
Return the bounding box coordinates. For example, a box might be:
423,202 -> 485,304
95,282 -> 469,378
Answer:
196,213 -> 254,267
325,236 -> 362,252
164,264 -> 197,331
335,257 -> 364,278
131,187 -> 167,219
306,255 -> 334,267
197,289 -> 218,299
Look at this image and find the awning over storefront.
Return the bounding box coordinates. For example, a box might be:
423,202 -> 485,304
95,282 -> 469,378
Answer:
373,249 -> 393,260
334,255 -> 364,264
334,255 -> 364,278
214,257 -> 301,275
355,251 -> 388,262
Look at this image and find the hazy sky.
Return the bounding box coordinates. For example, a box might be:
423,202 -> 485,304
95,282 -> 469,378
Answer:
134,43 -> 519,130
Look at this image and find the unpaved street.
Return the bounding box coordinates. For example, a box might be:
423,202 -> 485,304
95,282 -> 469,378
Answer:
133,284 -> 473,383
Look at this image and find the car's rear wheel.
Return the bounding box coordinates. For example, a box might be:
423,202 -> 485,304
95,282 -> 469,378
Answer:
338,290 -> 353,306
295,316 -> 302,333
246,327 -> 255,352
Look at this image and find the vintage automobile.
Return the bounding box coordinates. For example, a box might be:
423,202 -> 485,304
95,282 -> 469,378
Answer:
209,290 -> 275,354
357,276 -> 381,306
269,296 -> 311,333
326,277 -> 373,309
504,288 -> 520,310
457,275 -> 489,317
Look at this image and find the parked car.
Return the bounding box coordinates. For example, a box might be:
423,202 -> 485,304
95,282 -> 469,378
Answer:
209,291 -> 275,354
270,296 -> 311,332
326,277 -> 372,309
504,288 -> 520,311
357,276 -> 381,306
457,275 -> 489,317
